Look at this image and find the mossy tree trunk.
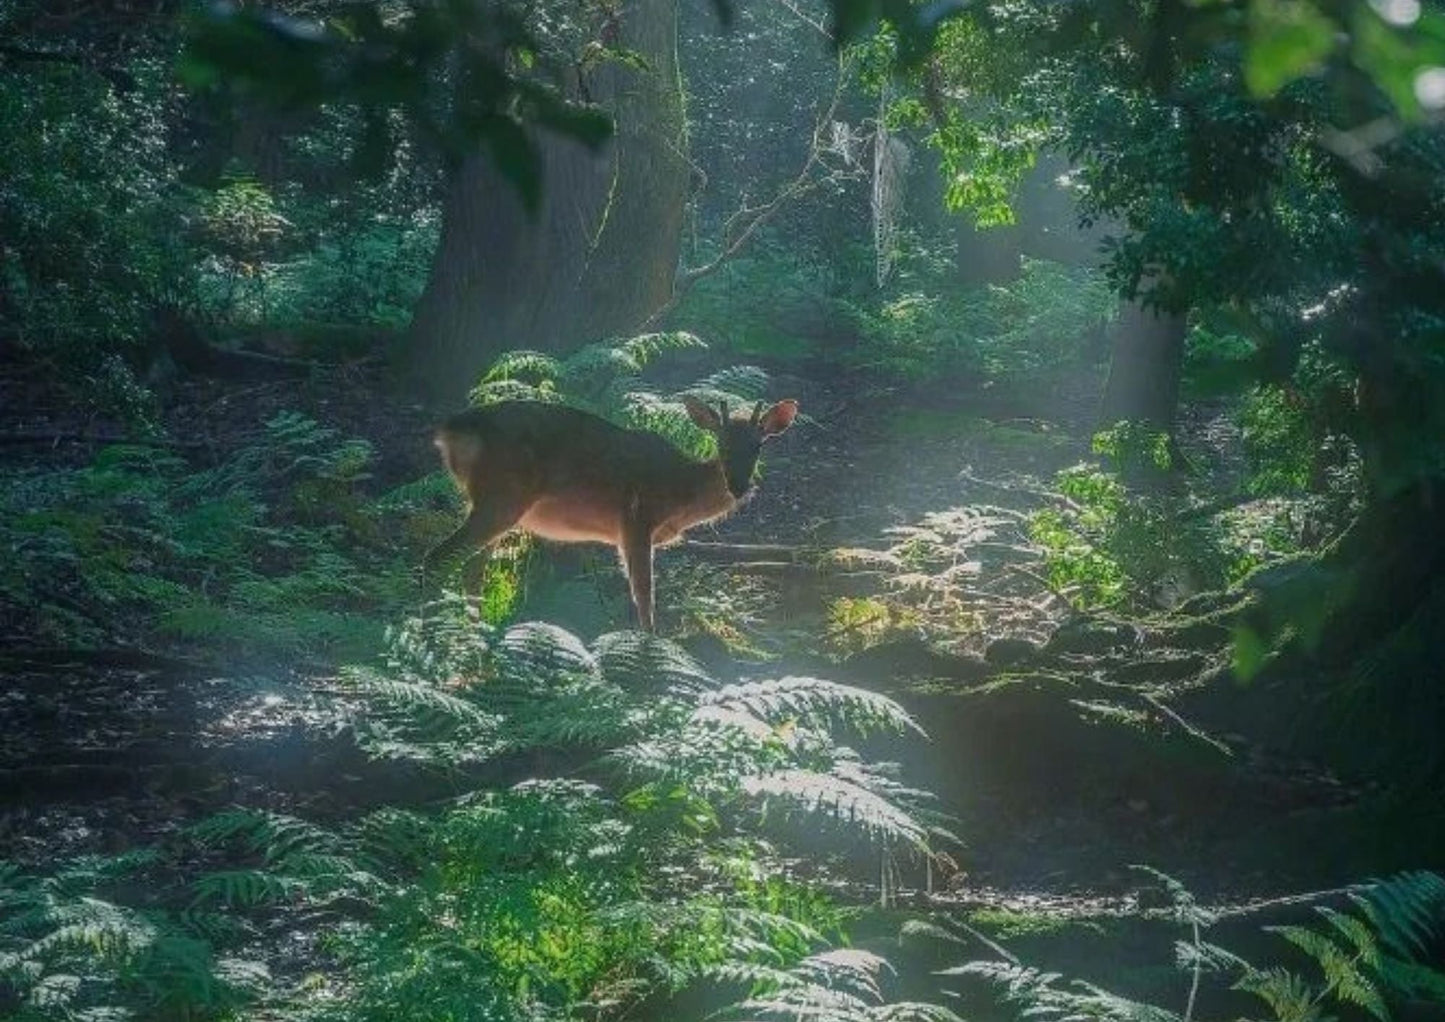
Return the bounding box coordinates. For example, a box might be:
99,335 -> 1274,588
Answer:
406,0 -> 689,401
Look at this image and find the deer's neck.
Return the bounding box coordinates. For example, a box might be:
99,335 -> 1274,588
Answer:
671,457 -> 737,528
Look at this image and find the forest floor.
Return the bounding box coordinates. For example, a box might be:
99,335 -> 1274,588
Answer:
0,356 -> 1415,1001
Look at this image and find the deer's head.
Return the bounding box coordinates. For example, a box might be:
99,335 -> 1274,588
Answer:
683,397 -> 799,499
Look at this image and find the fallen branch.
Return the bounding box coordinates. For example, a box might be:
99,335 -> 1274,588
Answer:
958,469 -> 1083,514
676,540 -> 809,562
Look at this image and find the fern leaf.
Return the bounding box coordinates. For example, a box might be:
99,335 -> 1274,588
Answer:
1235,966 -> 1321,1022
618,330 -> 706,365
701,677 -> 925,737
479,349 -> 562,385
1315,906 -> 1382,968
1355,870 -> 1445,960
468,377 -> 556,407
191,870 -> 300,908
694,364 -> 771,398
1130,865 -> 1215,927
1271,925 -> 1386,1022
742,770 -> 930,850
345,667 -> 503,732
594,630 -> 715,694
875,1006 -> 968,1022
498,621 -> 599,680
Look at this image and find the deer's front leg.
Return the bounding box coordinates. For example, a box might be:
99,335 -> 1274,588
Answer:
619,520 -> 656,632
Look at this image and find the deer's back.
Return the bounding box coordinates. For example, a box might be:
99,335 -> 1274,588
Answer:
436,404 -> 705,542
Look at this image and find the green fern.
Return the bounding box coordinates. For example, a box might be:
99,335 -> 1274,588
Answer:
952,961 -> 1183,1022
719,947 -> 966,1021
742,769 -> 933,851
463,332 -> 772,466
0,856 -> 260,1019
1354,870 -> 1445,961
953,871 -> 1445,1022
699,676 -> 925,737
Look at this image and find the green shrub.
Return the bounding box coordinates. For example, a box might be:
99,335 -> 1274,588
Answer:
0,412 -> 442,655
0,60 -> 189,360
1031,424 -> 1257,609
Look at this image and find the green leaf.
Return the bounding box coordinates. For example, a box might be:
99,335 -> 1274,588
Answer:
1232,623 -> 1269,680
1353,8 -> 1445,120
1246,0 -> 1337,96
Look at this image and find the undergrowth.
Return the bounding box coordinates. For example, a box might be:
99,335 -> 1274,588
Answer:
950,869 -> 1445,1022
1030,422 -> 1345,612
1,612 -> 955,1021
0,411 -> 448,656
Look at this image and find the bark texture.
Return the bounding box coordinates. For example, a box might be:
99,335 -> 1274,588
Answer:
1099,299 -> 1188,430
406,0 -> 689,400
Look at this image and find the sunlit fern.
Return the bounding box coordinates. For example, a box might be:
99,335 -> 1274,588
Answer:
344,613 -> 944,860
715,947 -> 965,1021
468,332 -> 772,459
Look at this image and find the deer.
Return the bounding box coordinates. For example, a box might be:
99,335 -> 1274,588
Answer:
423,396 -> 799,631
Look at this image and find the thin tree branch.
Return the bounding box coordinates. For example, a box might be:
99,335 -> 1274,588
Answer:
642,53 -> 863,327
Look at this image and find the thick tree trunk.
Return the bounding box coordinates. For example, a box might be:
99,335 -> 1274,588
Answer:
405,0 -> 688,401
1098,298 -> 1187,430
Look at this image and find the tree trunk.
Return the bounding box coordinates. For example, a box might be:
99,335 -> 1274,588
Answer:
405,0 -> 688,401
1098,298 -> 1187,430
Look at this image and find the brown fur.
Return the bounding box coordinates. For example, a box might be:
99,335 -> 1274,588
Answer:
424,399 -> 797,630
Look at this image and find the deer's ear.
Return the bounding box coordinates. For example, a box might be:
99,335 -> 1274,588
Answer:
682,395 -> 722,432
759,399 -> 799,437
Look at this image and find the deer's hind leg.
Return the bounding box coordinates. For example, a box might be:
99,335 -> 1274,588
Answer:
423,494 -> 529,580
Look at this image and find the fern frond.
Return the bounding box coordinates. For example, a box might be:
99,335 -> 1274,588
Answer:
24,908 -> 157,963
719,947 -> 960,1022
874,1006 -> 967,1022
594,630 -> 715,695
694,364 -> 771,398
952,961 -> 1182,1022
187,809 -> 347,874
607,721 -> 779,796
561,341 -> 649,384
742,770 -> 930,851
498,621 -> 600,680
621,394 -> 711,455
1131,865 -> 1216,927
344,667 -> 504,736
479,349 -> 563,385
1174,938 -> 1250,975
1235,966 -> 1324,1022
1354,870 -> 1445,960
357,808 -> 434,871
191,870 -> 302,908
1315,907 -> 1382,968
799,947 -> 891,999
468,377 -> 556,407
700,677 -> 925,737
618,330 -> 706,365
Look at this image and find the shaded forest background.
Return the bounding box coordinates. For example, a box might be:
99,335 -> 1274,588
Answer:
2,0 -> 1445,1019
